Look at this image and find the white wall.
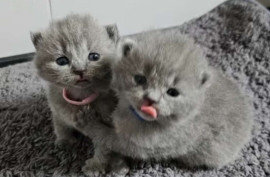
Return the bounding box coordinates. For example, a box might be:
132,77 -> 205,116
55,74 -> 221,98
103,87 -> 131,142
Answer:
0,0 -> 51,58
51,0 -> 225,36
0,0 -> 226,59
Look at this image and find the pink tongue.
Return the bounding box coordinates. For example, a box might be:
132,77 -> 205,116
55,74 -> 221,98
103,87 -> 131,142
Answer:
140,106 -> 157,118
62,88 -> 99,106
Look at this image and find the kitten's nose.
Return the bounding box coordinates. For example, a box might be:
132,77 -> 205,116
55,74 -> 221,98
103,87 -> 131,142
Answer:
143,94 -> 157,105
73,70 -> 86,78
143,89 -> 162,105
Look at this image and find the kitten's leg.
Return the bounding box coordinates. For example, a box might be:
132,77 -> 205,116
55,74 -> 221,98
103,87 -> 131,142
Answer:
130,159 -> 151,169
53,113 -> 78,147
177,145 -> 230,169
76,118 -> 145,159
108,153 -> 129,177
83,151 -> 129,177
75,110 -> 147,160
82,146 -> 110,176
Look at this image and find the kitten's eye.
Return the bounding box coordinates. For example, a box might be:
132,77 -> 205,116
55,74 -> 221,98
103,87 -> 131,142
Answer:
88,53 -> 100,61
134,75 -> 147,85
167,88 -> 180,97
56,57 -> 69,66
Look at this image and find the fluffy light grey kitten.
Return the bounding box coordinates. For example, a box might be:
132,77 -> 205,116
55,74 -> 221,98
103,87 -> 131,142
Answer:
76,30 -> 253,170
31,14 -> 128,175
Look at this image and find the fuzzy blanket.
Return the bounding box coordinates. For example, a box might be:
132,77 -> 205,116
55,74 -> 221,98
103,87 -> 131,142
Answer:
1,0 -> 269,176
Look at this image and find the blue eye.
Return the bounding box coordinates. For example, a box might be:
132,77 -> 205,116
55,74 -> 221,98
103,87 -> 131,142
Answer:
56,57 -> 69,66
88,53 -> 100,61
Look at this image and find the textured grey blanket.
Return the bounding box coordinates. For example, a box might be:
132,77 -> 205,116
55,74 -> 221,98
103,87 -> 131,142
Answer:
1,0 -> 269,176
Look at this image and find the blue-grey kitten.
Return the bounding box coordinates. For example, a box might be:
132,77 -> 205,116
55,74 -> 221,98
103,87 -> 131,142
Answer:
76,30 -> 253,170
31,14 -> 128,175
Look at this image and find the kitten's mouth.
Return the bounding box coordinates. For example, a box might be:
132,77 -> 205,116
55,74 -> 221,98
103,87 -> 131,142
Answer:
74,78 -> 92,88
140,105 -> 157,118
62,88 -> 99,106
76,78 -> 89,84
129,101 -> 158,121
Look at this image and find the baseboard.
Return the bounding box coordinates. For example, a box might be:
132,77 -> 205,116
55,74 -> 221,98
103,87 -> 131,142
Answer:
0,53 -> 34,68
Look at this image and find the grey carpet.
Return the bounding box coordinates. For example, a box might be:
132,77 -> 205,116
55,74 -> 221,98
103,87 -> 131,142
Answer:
1,0 -> 270,176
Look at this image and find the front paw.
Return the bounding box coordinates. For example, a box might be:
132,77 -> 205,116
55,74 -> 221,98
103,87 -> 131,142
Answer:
75,110 -> 88,126
130,160 -> 151,169
109,158 -> 129,177
82,158 -> 107,176
75,106 -> 97,127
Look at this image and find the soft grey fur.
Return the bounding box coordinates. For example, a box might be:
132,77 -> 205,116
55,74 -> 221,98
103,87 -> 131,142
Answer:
77,31 -> 253,170
1,0 -> 270,176
30,14 -> 127,175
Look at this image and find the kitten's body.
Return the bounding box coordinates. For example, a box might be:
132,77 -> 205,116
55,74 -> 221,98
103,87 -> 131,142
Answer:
77,31 -> 253,169
31,14 -> 128,175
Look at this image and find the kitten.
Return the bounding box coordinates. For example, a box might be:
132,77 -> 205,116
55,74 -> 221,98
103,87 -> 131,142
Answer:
31,14 -> 128,175
76,30 -> 253,169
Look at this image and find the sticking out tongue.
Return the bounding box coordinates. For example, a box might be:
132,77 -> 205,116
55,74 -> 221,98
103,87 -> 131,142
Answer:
140,106 -> 157,118
140,100 -> 157,118
62,88 -> 99,106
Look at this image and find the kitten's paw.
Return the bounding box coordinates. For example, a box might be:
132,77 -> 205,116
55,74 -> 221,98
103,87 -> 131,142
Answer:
110,164 -> 129,177
109,156 -> 130,177
75,110 -> 89,127
82,158 -> 107,175
82,169 -> 102,177
161,160 -> 172,168
131,160 -> 151,169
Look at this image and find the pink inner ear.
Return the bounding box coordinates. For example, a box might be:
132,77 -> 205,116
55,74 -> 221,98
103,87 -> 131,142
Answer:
140,106 -> 157,118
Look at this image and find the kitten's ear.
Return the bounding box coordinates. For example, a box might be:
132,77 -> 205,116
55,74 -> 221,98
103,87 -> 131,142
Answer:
105,24 -> 119,42
30,32 -> 43,49
199,70 -> 212,89
118,38 -> 135,58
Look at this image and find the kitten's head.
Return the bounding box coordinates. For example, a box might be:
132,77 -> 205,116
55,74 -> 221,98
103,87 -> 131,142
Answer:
31,14 -> 119,93
113,31 -> 212,123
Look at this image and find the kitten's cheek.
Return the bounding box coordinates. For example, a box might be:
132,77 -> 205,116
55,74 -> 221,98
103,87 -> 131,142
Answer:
158,104 -> 171,117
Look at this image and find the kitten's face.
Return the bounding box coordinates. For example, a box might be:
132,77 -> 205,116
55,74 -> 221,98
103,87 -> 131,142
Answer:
31,14 -> 118,93
114,33 -> 211,122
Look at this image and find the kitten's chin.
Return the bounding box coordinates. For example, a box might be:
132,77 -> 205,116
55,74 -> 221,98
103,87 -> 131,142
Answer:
73,80 -> 92,89
72,84 -> 91,89
71,84 -> 110,94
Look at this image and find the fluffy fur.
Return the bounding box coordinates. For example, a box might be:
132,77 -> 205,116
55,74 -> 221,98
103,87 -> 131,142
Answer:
31,14 -> 128,175
77,30 -> 253,169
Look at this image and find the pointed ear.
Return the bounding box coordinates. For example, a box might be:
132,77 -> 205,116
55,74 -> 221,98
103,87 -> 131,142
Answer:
199,70 -> 212,89
118,38 -> 136,58
30,32 -> 43,49
105,24 -> 119,42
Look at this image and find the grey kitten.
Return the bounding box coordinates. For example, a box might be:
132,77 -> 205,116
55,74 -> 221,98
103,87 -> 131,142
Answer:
76,30 -> 253,169
31,14 -> 128,175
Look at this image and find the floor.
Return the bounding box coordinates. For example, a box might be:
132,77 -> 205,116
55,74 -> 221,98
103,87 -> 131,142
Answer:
0,53 -> 33,68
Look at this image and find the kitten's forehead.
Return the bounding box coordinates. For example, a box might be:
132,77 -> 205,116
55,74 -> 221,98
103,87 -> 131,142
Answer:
119,31 -> 207,85
42,14 -> 109,54
143,58 -> 181,86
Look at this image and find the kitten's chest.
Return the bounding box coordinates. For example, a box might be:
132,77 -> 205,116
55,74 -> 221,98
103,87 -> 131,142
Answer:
48,88 -> 117,127
115,110 -> 176,149
93,90 -> 118,126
